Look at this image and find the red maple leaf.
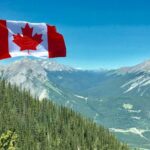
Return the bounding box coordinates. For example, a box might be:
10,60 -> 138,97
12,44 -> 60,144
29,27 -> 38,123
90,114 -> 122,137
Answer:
13,23 -> 43,51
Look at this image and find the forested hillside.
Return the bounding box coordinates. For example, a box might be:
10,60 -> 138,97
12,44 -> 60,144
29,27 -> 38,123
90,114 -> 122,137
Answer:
0,80 -> 129,150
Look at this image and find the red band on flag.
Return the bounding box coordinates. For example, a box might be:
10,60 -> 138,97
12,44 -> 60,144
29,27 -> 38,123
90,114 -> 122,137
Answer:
47,25 -> 66,58
0,20 -> 11,59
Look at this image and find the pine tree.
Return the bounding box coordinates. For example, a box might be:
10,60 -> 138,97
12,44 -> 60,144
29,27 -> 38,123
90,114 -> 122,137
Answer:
0,130 -> 18,150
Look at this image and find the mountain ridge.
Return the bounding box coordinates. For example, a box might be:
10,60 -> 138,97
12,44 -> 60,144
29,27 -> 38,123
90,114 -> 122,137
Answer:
1,57 -> 150,149
2,57 -> 150,73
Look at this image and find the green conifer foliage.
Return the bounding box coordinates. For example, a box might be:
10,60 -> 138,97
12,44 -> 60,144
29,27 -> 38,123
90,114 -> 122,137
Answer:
0,130 -> 18,150
0,80 -> 129,150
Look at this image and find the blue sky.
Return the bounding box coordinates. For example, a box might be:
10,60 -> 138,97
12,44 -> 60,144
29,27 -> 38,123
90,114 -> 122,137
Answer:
1,0 -> 150,69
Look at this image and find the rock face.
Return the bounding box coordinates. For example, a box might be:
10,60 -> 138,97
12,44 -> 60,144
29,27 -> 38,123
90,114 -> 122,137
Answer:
0,58 -> 63,100
1,57 -> 150,149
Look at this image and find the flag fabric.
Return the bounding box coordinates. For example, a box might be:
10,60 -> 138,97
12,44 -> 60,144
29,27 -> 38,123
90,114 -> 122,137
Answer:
0,20 -> 66,60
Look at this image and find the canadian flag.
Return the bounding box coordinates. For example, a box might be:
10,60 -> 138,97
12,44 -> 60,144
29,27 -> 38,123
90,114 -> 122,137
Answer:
0,20 -> 66,60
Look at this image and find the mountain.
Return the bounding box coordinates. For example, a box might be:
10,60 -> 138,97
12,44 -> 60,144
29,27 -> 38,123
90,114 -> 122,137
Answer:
0,58 -> 100,120
117,59 -> 150,74
0,58 -> 68,100
1,57 -> 150,149
0,80 -> 129,150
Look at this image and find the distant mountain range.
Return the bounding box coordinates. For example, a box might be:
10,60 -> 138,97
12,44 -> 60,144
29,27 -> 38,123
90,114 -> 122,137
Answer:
1,57 -> 150,149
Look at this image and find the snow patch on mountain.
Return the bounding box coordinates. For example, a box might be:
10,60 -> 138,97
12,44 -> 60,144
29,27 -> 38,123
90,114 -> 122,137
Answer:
122,104 -> 142,114
74,95 -> 88,102
122,103 -> 133,110
128,109 -> 141,113
139,148 -> 150,150
110,128 -> 150,140
121,75 -> 150,93
131,116 -> 141,120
